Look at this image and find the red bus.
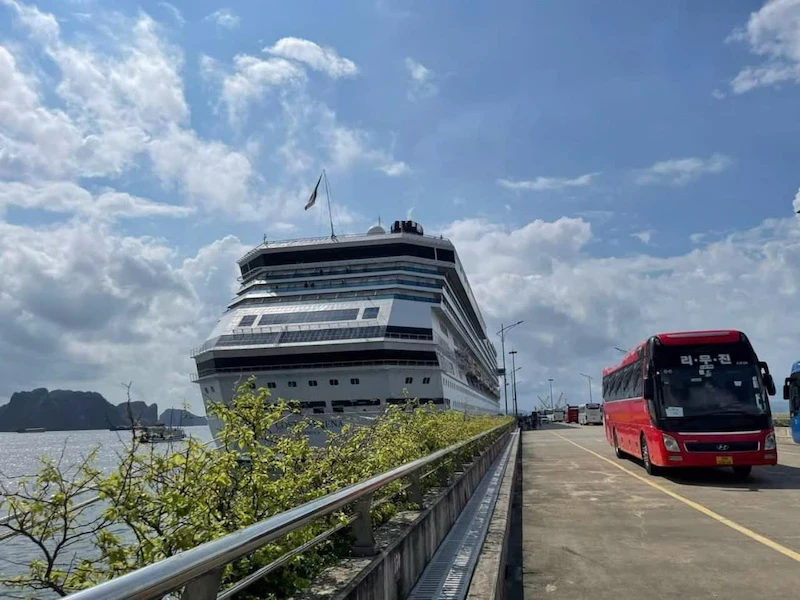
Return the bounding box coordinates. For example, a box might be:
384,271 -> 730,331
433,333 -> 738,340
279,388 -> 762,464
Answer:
565,405 -> 579,424
602,330 -> 778,479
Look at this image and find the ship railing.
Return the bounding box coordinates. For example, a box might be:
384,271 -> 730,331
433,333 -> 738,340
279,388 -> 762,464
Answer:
235,279 -> 443,297
190,359 -> 439,382
67,421 -> 512,600
237,231 -> 451,265
237,261 -> 444,285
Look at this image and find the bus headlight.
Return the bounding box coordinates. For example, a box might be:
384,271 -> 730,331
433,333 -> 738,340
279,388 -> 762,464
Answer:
764,432 -> 776,451
662,434 -> 681,453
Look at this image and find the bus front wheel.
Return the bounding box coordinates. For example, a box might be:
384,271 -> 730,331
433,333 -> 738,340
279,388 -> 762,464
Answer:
732,465 -> 752,480
641,435 -> 658,476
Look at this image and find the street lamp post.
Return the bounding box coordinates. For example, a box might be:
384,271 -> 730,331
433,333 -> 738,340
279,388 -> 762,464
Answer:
580,372 -> 593,403
509,350 -> 519,418
513,366 -> 522,416
497,320 -> 523,416
548,378 -> 554,408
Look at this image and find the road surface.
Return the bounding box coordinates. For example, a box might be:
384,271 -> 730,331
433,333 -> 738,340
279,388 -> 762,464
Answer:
516,424 -> 800,599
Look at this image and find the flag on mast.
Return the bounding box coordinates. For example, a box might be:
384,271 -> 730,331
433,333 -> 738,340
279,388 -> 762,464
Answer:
305,173 -> 323,210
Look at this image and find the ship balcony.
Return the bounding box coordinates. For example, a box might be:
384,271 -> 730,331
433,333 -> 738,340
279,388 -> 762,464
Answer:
190,357 -> 440,381
191,322 -> 435,357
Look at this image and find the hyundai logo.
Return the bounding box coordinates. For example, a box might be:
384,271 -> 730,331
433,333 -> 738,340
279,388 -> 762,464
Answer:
717,444 -> 730,451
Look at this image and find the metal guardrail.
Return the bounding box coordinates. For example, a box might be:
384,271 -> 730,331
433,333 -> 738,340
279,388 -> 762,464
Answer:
67,422 -> 511,600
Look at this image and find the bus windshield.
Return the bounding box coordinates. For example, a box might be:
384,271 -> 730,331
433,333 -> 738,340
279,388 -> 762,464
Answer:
660,363 -> 768,417
655,343 -> 769,419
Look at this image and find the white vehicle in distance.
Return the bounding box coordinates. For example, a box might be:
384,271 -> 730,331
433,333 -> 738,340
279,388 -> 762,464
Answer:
578,403 -> 603,425
551,408 -> 565,423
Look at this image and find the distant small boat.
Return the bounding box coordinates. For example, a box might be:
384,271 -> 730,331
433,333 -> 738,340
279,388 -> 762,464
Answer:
16,427 -> 46,433
138,425 -> 186,444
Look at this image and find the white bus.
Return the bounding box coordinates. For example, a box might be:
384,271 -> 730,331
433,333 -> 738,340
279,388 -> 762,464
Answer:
578,403 -> 603,425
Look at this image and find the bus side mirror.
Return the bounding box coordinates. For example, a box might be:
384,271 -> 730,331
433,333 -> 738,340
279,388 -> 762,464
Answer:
643,377 -> 654,400
785,381 -> 791,401
764,373 -> 776,397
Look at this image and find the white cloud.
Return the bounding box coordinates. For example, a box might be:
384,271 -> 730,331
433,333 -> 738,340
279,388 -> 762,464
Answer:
0,45 -> 84,179
793,187 -> 800,214
264,37 -> 358,79
205,8 -> 240,30
497,172 -> 598,191
727,0 -> 800,93
405,57 -> 437,100
631,230 -> 653,244
447,215 -> 800,413
0,181 -> 193,220
0,0 -> 275,219
376,160 -> 411,176
0,220 -> 249,414
158,2 -> 184,27
0,0 -> 412,413
147,126 -> 255,217
219,54 -> 305,125
274,91 -> 408,178
2,0 -> 189,180
635,154 -> 732,185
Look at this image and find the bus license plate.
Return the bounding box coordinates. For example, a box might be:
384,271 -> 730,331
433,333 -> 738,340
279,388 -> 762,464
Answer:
716,456 -> 733,465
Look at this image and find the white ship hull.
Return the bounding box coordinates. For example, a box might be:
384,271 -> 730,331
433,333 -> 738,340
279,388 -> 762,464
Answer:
193,220 -> 502,446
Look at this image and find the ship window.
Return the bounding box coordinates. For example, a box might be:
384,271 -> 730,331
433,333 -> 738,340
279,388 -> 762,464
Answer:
353,398 -> 380,406
288,381 -> 297,388
333,400 -> 352,407
210,386 -> 215,392
313,408 -> 325,414
329,379 -> 339,386
436,248 -> 455,263
405,377 -> 413,384
362,307 -> 380,319
267,382 -> 277,389
301,401 -> 326,409
308,380 -> 318,387
203,387 -> 209,393
423,377 -> 431,384
257,308 -> 359,326
238,314 -> 257,327
333,406 -> 344,413
350,378 -> 360,385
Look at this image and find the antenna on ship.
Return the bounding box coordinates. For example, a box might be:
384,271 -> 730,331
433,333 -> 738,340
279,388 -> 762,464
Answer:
304,169 -> 337,241
323,169 -> 337,241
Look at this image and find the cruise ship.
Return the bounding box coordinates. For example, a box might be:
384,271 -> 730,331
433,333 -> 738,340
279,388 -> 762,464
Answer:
191,220 -> 501,443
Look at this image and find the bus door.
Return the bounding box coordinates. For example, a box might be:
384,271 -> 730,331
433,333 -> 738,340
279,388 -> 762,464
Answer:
783,374 -> 800,443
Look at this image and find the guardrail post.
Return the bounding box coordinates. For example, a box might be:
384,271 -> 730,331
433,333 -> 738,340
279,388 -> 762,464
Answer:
472,442 -> 483,458
407,471 -> 424,507
181,568 -> 223,600
350,493 -> 376,557
436,460 -> 452,486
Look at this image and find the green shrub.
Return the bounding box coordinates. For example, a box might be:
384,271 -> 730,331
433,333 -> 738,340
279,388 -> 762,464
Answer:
0,378 -> 510,598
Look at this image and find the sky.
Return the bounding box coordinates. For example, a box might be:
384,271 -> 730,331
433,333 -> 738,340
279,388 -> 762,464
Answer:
1,0 -> 800,415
